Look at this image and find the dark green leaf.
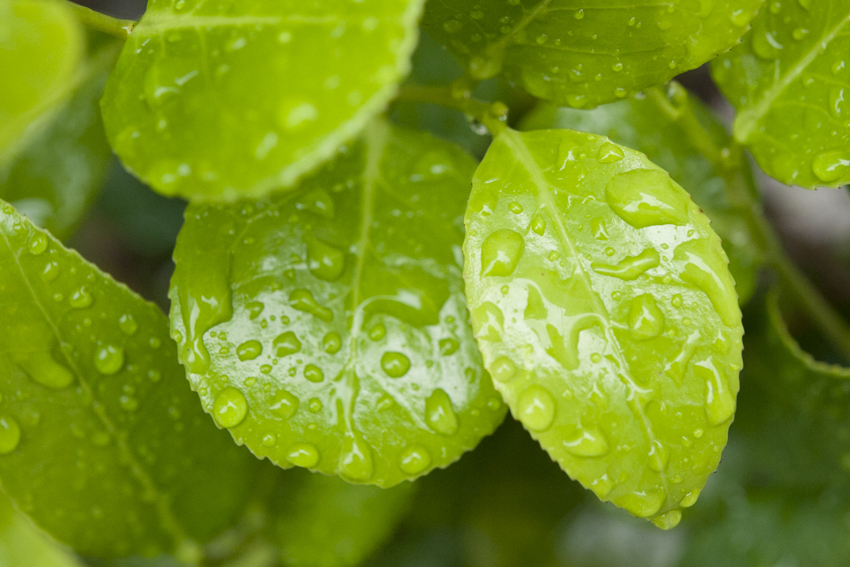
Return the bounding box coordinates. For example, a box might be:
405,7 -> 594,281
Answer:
464,128 -> 743,526
170,121 -> 506,486
101,0 -> 426,201
712,0 -> 850,188
421,0 -> 761,108
270,469 -> 413,567
520,83 -> 765,305
0,201 -> 260,557
1,38 -> 119,239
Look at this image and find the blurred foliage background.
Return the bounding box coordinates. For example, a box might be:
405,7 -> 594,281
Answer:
4,1 -> 850,566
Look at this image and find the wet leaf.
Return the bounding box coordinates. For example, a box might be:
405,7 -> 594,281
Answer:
712,0 -> 850,188
521,82 -> 765,305
463,128 -> 743,526
0,0 -> 84,152
101,0 -> 425,201
421,0 -> 761,108
1,37 -> 119,239
0,201 -> 260,557
270,469 -> 413,567
170,121 -> 506,486
0,490 -> 82,567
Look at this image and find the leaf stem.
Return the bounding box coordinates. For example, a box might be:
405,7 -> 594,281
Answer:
65,2 -> 136,39
647,85 -> 850,361
395,83 -> 509,137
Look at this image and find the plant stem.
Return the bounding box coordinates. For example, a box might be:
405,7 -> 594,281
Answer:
65,2 -> 136,39
395,83 -> 509,137
647,85 -> 850,361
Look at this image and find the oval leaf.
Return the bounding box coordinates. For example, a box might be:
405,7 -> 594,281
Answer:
101,0 -> 425,201
463,128 -> 744,526
270,469 -> 413,567
1,38 -> 119,239
0,0 -> 84,151
521,83 -> 765,305
421,0 -> 761,108
0,201 -> 260,557
712,0 -> 850,188
170,121 -> 507,486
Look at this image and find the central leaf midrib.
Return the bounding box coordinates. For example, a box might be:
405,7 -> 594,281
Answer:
500,129 -> 668,494
0,230 -> 190,549
134,13 -> 341,35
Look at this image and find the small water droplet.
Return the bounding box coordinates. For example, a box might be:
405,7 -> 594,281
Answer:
118,314 -> 138,335
652,509 -> 682,530
274,332 -> 301,356
695,357 -> 735,425
752,26 -> 783,60
597,142 -> 625,163
628,294 -> 665,339
381,352 -> 410,378
307,238 -> 345,281
671,294 -> 683,308
323,332 -> 341,354
41,261 -> 60,282
119,395 -> 139,412
812,150 -> 850,183
0,416 -> 21,454
680,488 -> 701,507
237,340 -> 263,361
287,443 -> 319,467
94,345 -> 124,375
516,386 -> 556,431
290,289 -> 333,321
531,214 -> 546,235
425,389 -> 458,436
648,440 -> 670,472
369,324 -> 386,341
592,249 -> 660,280
278,101 -> 319,131
339,436 -> 373,481
29,233 -> 48,255
213,387 -> 248,428
508,202 -> 523,214
439,338 -> 459,356
442,19 -> 461,33
490,356 -> 516,383
304,364 -> 324,383
564,426 -> 609,456
481,229 -> 524,277
270,389 -> 298,419
262,434 -> 276,447
574,8 -> 584,19
399,444 -> 431,475
308,398 -> 322,412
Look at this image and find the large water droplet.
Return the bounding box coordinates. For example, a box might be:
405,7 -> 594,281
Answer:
812,150 -> 850,183
381,352 -> 410,378
516,386 -> 556,431
628,294 -> 665,339
563,427 -> 609,457
0,416 -> 21,454
606,170 -> 688,228
274,332 -> 301,356
425,389 -> 458,436
69,287 -> 93,309
94,345 -> 124,375
304,364 -> 324,383
307,238 -> 345,281
20,353 -> 74,389
213,387 -> 248,428
652,509 -> 682,530
481,229 -> 524,277
237,340 -> 262,361
695,357 -> 735,425
323,332 -> 341,354
592,249 -> 660,280
287,443 -> 319,467
674,239 -> 738,326
597,142 -> 625,163
270,389 -> 298,419
399,444 -> 431,475
339,435 -> 373,481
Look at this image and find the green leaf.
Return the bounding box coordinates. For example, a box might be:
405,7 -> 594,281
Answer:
1,37 -> 119,239
170,121 -> 506,486
0,0 -> 84,152
0,490 -> 82,567
270,469 -> 413,567
712,0 -> 850,188
101,0 -> 425,201
421,0 -> 762,108
520,83 -> 765,306
0,201 -> 261,557
463,128 -> 743,527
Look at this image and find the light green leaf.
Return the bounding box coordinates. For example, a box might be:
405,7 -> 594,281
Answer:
101,0 -> 425,201
271,469 -> 413,567
0,490 -> 82,567
170,121 -> 506,486
712,0 -> 850,188
1,37 -> 119,239
520,83 -> 765,305
0,201 -> 261,557
421,0 -> 762,108
463,128 -> 743,526
0,0 -> 84,152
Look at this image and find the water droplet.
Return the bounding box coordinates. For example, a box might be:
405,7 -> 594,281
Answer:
308,398 -> 322,412
119,314 -> 138,335
563,427 -> 609,456
752,26 -> 783,60
481,229 -> 524,277
381,352 -> 410,378
695,357 -> 735,425
0,416 -> 21,454
812,150 -> 850,183
323,332 -> 341,354
833,60 -> 846,75
307,238 -> 345,281
443,19 -> 461,33
652,509 -> 682,530
439,338 -> 459,356
94,345 -> 124,375
648,440 -> 670,472
574,8 -> 584,19
297,189 -> 336,219
606,169 -> 688,228
597,142 -> 624,163
674,239 -> 739,327
399,444 -> 431,475
628,294 -> 665,339
425,389 -> 458,436
29,233 -> 48,255
531,214 -> 546,235
470,8 -> 484,19
287,443 -> 319,467
592,249 -> 660,280
368,323 -> 387,341
262,434 -> 276,447
508,202 -> 523,214
237,340 -> 263,361
339,435 -> 373,481
516,386 -> 556,432
613,490 -> 666,518
119,395 -> 139,412
41,261 -> 60,282
270,389 -> 298,419
213,387 -> 248,428
490,356 -> 516,383
671,294 -> 683,308
278,101 -> 318,130
792,27 -> 809,40
304,364 -> 324,383
274,332 -> 301,356
591,218 -> 608,240
290,289 -> 333,321
680,488 -> 701,507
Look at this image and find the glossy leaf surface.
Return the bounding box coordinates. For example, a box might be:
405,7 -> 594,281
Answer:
0,0 -> 84,152
421,0 -> 761,108
464,128 -> 743,525
521,84 -> 765,305
170,121 -> 506,486
1,38 -> 118,239
101,0 -> 425,201
0,202 -> 260,557
271,469 -> 413,567
712,0 -> 850,188
0,491 -> 82,567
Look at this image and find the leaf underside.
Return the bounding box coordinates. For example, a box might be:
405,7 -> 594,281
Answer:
463,128 -> 743,527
